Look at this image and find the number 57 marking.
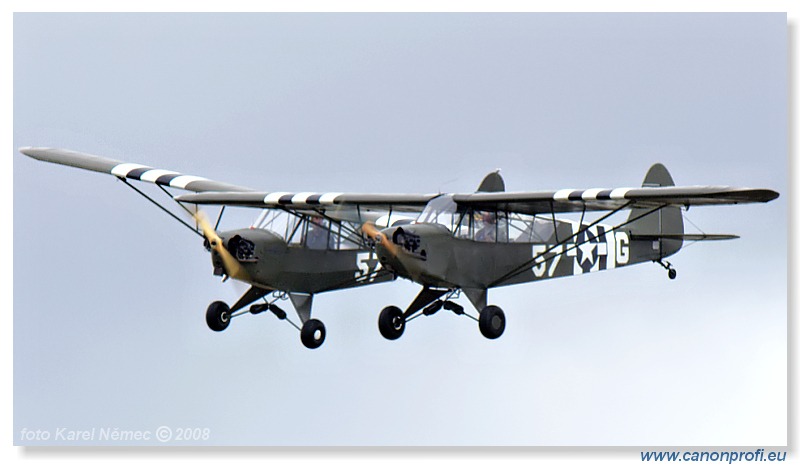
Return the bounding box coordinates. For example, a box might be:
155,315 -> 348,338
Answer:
532,244 -> 563,278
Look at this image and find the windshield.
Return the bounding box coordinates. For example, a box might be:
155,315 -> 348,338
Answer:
416,195 -> 457,225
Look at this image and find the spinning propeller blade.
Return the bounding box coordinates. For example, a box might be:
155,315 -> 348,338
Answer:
361,221 -> 399,258
193,210 -> 248,281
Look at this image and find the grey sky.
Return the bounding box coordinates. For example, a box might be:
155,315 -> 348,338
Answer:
13,13 -> 786,445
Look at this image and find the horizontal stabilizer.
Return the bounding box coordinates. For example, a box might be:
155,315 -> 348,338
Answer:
630,233 -> 739,241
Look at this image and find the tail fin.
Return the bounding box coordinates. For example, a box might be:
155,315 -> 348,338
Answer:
477,170 -> 505,192
626,163 -> 684,258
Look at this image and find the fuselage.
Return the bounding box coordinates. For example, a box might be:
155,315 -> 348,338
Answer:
374,219 -> 679,290
211,228 -> 387,294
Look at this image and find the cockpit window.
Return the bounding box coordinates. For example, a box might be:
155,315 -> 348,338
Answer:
474,210 -> 508,243
416,195 -> 458,225
251,208 -> 362,250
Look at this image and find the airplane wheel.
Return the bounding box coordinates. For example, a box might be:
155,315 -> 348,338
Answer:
301,319 -> 326,349
378,305 -> 405,340
668,268 -> 677,280
479,305 -> 505,339
206,301 -> 231,332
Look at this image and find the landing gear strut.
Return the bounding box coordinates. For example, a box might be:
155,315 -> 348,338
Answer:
204,287 -> 327,349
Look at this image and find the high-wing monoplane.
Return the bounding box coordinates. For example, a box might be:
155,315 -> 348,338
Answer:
20,147 -> 778,348
20,147 -> 407,349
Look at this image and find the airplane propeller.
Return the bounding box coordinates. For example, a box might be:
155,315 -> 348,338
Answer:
361,221 -> 399,258
193,209 -> 249,282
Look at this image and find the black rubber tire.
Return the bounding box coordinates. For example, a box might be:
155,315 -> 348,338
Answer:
301,319 -> 326,349
479,305 -> 506,339
668,268 -> 677,280
378,305 -> 405,340
206,301 -> 231,332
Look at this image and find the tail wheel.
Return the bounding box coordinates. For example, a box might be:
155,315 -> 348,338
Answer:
301,319 -> 326,349
378,305 -> 405,340
206,301 -> 231,332
668,268 -> 677,280
479,305 -> 506,339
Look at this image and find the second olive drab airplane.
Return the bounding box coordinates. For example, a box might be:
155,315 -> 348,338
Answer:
20,147 -> 779,349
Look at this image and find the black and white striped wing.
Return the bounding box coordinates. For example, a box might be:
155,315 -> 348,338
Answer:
175,186 -> 778,214
452,186 -> 779,214
20,147 -> 253,193
25,147 -> 777,214
174,191 -> 438,212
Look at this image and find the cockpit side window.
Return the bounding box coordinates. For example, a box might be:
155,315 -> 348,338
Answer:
252,208 -> 362,250
304,215 -> 334,250
474,210 -> 508,243
506,213 -> 560,243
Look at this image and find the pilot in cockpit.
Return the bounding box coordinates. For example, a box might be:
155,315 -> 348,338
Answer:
475,211 -> 507,242
306,215 -> 333,250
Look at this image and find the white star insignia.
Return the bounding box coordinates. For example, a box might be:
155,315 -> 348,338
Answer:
579,241 -> 595,265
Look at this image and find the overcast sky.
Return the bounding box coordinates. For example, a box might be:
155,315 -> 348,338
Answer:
13,13 -> 786,446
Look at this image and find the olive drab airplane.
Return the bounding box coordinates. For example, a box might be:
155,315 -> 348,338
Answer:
20,147 -> 779,349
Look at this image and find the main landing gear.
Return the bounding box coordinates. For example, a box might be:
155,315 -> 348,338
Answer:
300,319 -> 326,349
378,306 -> 405,340
656,259 -> 677,280
206,301 -> 231,331
378,287 -> 506,341
205,286 -> 326,349
478,305 -> 506,339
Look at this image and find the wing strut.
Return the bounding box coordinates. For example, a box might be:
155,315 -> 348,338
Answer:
118,177 -> 204,239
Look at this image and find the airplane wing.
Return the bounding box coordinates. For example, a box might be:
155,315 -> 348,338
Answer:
23,147 -> 777,214
175,185 -> 778,214
174,191 -> 437,212
19,147 -> 254,193
21,147 -> 436,212
451,186 -> 779,214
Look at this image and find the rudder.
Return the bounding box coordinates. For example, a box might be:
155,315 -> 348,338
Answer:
477,170 -> 505,193
626,163 -> 684,258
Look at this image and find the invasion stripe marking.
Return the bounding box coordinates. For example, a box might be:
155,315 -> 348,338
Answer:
169,175 -> 208,190
305,194 -> 322,204
319,192 -> 343,204
595,189 -> 614,200
553,189 -> 574,201
581,188 -> 606,200
140,169 -> 179,183
278,194 -> 294,204
567,190 -> 584,201
263,192 -> 292,204
111,163 -> 149,178
292,192 -> 316,204
155,174 -> 181,186
125,167 -> 151,180
610,188 -> 633,200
